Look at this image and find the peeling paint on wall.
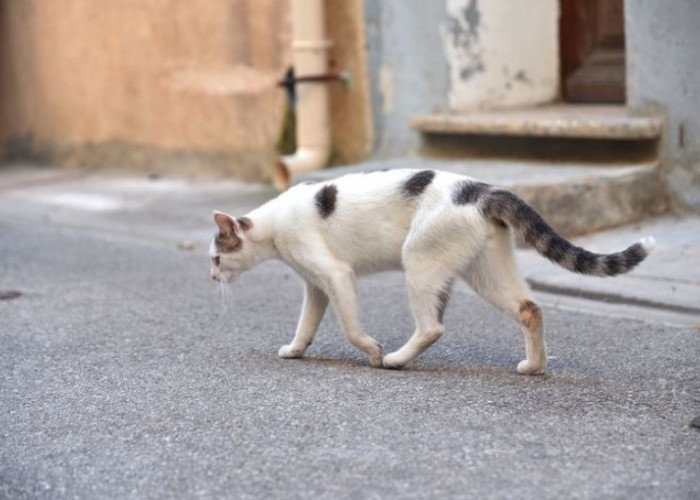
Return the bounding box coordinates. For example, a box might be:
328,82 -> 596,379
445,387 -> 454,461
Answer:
441,0 -> 558,111
513,70 -> 532,85
444,0 -> 484,82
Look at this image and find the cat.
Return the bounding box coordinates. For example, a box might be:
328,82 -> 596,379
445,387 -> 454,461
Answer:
209,169 -> 655,374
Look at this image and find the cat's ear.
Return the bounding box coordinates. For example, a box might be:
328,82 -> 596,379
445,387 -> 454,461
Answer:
213,211 -> 241,237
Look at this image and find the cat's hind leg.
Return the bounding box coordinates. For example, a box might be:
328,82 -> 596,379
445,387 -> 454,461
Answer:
278,281 -> 328,359
463,226 -> 547,375
381,269 -> 454,369
383,208 -> 486,369
383,240 -> 465,368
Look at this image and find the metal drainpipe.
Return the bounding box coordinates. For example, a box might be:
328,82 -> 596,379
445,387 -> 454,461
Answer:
271,0 -> 332,190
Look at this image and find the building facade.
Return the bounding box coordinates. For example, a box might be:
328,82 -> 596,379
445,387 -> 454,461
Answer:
1,0 -> 698,212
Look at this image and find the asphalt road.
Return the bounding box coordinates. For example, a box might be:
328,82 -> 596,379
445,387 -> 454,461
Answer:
1,220 -> 699,499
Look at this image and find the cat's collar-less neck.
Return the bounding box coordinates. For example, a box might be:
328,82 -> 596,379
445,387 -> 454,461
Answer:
242,212 -> 279,261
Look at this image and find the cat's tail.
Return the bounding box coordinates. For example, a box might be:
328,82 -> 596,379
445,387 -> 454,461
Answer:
480,189 -> 655,277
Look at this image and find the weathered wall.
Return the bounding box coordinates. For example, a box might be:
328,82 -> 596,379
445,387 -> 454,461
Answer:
0,0 -> 292,179
363,0 -> 559,157
0,0 -> 373,179
364,0 -> 450,157
443,0 -> 559,111
626,0 -> 700,212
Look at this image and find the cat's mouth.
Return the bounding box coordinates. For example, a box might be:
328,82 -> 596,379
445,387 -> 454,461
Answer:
211,271 -> 237,283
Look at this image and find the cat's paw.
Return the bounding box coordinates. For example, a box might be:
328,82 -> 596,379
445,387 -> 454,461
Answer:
517,359 -> 546,375
382,351 -> 406,370
361,338 -> 384,368
278,345 -> 304,359
369,346 -> 384,368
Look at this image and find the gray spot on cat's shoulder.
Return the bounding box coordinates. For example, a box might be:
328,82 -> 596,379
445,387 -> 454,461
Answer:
315,184 -> 338,219
452,180 -> 490,205
402,170 -> 435,198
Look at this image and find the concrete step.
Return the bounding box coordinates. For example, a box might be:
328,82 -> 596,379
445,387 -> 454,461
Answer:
300,158 -> 668,236
412,105 -> 663,139
411,105 -> 663,163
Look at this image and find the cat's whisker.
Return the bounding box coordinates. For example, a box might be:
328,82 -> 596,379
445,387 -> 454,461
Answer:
219,280 -> 227,314
218,279 -> 235,315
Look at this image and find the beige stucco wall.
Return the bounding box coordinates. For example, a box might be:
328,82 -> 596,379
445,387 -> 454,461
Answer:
0,0 -> 293,179
0,0 -> 372,180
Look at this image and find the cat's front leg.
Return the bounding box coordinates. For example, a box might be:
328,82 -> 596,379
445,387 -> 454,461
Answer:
324,266 -> 384,367
278,281 -> 328,359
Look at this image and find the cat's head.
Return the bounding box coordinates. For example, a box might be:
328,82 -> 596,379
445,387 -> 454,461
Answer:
209,211 -> 256,283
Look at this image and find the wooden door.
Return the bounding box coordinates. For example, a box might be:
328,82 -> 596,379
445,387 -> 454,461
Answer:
560,0 -> 626,103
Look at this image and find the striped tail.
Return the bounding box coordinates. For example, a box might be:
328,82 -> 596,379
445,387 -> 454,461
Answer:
480,190 -> 656,277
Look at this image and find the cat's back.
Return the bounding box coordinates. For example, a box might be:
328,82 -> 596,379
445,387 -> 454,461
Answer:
297,168 -> 467,201
279,168 -> 472,218
271,169 -> 471,272
305,168 -> 417,201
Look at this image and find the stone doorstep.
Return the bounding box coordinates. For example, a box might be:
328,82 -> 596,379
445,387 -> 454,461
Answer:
301,158 -> 667,237
411,104 -> 664,140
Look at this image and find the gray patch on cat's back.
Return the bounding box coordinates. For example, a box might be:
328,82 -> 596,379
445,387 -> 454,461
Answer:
315,184 -> 338,219
402,170 -> 435,197
452,180 -> 490,205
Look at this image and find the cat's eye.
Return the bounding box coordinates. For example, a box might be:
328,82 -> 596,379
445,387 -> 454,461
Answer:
212,256 -> 220,266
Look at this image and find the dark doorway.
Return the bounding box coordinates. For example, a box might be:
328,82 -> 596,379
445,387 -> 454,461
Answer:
560,0 -> 626,103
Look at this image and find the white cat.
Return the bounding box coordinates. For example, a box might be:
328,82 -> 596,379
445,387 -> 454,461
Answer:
210,169 -> 654,374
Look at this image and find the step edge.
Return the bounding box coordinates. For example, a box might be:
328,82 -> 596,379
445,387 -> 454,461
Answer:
411,112 -> 664,139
